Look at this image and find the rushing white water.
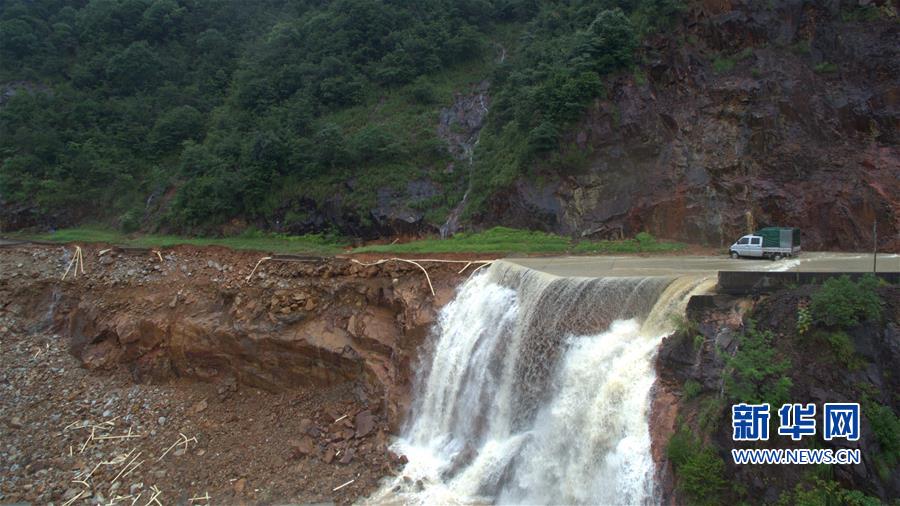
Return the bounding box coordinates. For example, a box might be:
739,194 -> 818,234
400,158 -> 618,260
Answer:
369,261 -> 713,505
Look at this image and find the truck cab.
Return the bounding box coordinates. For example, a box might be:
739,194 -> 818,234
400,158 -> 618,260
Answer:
729,227 -> 801,260
730,235 -> 765,258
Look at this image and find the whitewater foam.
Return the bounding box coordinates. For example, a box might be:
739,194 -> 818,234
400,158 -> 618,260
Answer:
368,261 -> 713,505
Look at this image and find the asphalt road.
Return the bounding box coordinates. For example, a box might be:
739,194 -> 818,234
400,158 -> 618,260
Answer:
508,252 -> 900,278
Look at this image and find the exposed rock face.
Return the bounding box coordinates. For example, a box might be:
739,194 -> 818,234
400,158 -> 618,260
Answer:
438,81 -> 491,164
481,2 -> 899,250
370,180 -> 441,235
652,293 -> 750,504
653,284 -> 900,503
0,80 -> 51,108
439,81 -> 491,238
3,245 -> 468,431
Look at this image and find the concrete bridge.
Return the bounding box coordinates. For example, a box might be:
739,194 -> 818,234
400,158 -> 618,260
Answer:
508,252 -> 899,277
508,252 -> 900,294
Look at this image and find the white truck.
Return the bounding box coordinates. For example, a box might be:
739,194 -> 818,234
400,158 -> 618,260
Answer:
729,227 -> 801,260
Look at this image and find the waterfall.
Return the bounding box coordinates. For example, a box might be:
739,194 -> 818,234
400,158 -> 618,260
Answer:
369,261 -> 714,505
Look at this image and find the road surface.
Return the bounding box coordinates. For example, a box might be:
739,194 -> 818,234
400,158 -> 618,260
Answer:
508,252 -> 900,278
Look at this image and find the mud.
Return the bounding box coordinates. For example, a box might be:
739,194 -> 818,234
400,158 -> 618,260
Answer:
0,243 -> 477,504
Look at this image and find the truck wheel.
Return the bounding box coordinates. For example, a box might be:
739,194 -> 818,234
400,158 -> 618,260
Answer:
773,253 -> 783,261
730,251 -> 739,259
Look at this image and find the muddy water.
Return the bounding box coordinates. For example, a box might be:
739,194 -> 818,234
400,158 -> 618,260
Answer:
369,262 -> 713,504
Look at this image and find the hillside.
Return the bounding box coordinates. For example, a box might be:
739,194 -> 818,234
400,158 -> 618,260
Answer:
1,0 -> 897,250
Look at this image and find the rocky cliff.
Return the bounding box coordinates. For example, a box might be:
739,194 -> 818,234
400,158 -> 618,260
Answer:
653,282 -> 900,503
480,1 -> 899,251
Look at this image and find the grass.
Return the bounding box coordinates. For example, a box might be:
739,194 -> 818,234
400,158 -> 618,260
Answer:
711,48 -> 754,75
814,62 -> 838,74
683,379 -> 702,400
712,56 -> 735,74
790,39 -> 811,55
633,69 -> 648,85
353,227 -> 571,254
10,227 -> 349,256
352,227 -> 688,255
9,226 -> 689,256
572,231 -> 686,254
840,4 -> 883,22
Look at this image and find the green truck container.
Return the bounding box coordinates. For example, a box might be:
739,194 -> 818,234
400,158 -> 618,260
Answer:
755,227 -> 801,249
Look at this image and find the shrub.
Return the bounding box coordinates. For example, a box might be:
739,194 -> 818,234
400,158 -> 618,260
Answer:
725,322 -> 793,408
781,479 -> 882,506
683,379 -> 701,400
667,425 -> 727,506
712,57 -> 735,74
527,121 -> 560,154
796,303 -> 812,335
348,126 -> 401,164
119,209 -> 141,233
810,275 -> 882,328
698,396 -> 725,433
671,314 -> 699,337
735,47 -> 754,61
666,424 -> 695,467
865,401 -> 899,474
633,69 -> 648,85
814,330 -> 862,370
841,5 -> 882,22
635,231 -> 657,247
409,77 -> 436,105
678,447 -> 728,505
693,333 -> 705,351
790,40 -> 811,55
814,62 -> 838,74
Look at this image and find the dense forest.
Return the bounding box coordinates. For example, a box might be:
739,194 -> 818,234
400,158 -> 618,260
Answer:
0,0 -> 683,237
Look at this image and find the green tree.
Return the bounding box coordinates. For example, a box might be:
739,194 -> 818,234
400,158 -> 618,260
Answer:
150,106 -> 205,151
527,121 -> 559,154
0,18 -> 38,59
349,126 -> 401,164
105,41 -> 161,93
570,9 -> 637,74
140,0 -> 184,41
312,123 -> 348,169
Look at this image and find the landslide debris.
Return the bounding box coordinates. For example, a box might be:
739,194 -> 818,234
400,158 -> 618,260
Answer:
0,243 -> 472,504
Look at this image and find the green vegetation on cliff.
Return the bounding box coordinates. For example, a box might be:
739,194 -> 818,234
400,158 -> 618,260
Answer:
724,322 -> 793,409
1,0 -> 684,236
662,280 -> 898,505
667,424 -> 727,506
810,274 -> 883,328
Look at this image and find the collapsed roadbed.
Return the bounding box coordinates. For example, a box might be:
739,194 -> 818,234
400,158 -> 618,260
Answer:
0,243 -> 478,504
